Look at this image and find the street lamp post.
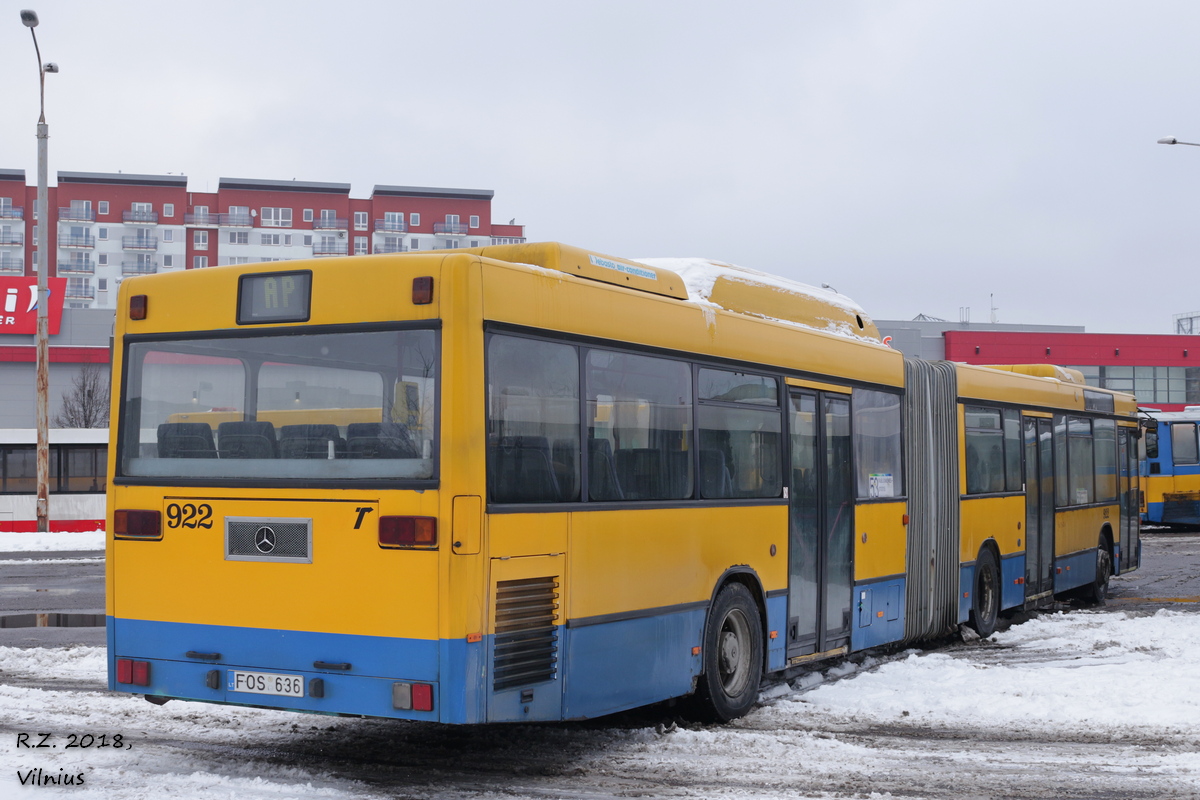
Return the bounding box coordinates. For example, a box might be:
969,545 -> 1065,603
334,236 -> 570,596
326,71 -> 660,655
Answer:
21,8 -> 57,534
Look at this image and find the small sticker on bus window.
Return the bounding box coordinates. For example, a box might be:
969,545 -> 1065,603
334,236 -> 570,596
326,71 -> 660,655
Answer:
869,473 -> 894,498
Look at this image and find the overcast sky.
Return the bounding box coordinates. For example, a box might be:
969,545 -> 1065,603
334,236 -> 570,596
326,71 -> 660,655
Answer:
2,1 -> 1198,333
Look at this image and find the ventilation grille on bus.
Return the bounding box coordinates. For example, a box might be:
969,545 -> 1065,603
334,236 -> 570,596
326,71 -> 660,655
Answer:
493,576 -> 560,692
225,517 -> 312,563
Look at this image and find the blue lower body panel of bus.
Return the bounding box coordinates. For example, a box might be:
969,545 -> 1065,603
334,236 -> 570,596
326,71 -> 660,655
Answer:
108,616 -> 473,723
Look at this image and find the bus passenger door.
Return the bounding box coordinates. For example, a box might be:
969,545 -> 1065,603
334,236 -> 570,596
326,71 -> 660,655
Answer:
1119,428 -> 1140,571
1023,416 -> 1055,603
787,390 -> 854,658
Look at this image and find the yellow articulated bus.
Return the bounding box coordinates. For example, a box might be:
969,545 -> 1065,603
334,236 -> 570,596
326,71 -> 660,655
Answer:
106,243 -> 1140,724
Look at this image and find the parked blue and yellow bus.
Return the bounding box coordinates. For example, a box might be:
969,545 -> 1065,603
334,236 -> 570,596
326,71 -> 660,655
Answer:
106,243 -> 1140,723
1141,408 -> 1200,526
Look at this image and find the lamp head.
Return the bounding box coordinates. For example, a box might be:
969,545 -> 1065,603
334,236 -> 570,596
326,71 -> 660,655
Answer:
20,9 -> 39,27
43,62 -> 58,73
1159,137 -> 1179,145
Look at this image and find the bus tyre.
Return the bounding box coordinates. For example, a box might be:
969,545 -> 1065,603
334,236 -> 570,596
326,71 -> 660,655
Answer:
969,547 -> 1000,639
1086,540 -> 1112,606
694,583 -> 763,723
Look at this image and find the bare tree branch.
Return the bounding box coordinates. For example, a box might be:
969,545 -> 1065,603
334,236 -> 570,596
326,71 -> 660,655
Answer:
53,364 -> 110,428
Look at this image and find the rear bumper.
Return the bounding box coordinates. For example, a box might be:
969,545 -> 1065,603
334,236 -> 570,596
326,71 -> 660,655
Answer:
107,617 -> 479,723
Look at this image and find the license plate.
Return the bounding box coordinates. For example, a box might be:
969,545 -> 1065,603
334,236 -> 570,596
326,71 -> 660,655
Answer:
229,670 -> 304,698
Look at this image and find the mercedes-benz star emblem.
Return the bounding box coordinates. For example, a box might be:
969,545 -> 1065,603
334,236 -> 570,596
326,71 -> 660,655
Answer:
254,526 -> 277,554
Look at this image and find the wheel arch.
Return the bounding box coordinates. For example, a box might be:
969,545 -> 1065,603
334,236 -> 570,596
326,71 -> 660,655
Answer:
706,566 -> 769,669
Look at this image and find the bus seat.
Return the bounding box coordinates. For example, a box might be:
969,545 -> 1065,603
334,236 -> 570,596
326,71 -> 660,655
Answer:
700,449 -> 733,498
588,438 -> 623,501
346,422 -> 419,459
552,438 -> 580,499
157,422 -> 217,459
615,448 -> 662,500
217,421 -> 277,459
279,424 -> 346,459
490,435 -> 560,503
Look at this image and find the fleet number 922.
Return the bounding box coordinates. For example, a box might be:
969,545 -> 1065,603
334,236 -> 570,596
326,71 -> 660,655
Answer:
165,503 -> 213,529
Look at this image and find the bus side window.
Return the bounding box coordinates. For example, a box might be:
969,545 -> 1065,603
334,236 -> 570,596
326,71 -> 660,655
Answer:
1144,429 -> 1158,460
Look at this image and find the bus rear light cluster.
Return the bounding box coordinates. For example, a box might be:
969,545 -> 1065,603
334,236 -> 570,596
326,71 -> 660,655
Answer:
378,516 -> 436,549
392,681 -> 434,712
412,276 -> 434,305
116,659 -> 151,686
114,509 -> 161,539
129,294 -> 148,320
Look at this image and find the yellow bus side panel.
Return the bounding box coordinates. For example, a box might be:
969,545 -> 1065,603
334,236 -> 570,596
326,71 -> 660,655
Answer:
853,501 -> 906,581
960,495 -> 1024,560
564,506 -> 787,626
1055,505 -> 1115,557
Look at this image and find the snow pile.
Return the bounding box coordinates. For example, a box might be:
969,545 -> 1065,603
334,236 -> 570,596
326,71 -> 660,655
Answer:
640,256 -> 881,344
0,530 -> 104,552
772,609 -> 1200,735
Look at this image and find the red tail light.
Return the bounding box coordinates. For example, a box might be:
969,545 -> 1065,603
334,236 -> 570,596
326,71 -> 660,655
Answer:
379,516 -> 437,548
392,681 -> 434,711
116,658 -> 151,686
114,509 -> 161,539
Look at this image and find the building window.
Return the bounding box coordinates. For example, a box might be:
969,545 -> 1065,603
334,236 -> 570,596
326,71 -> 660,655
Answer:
354,211 -> 368,230
163,203 -> 174,218
97,227 -> 107,241
98,201 -> 109,215
194,231 -> 208,250
193,256 -> 208,269
163,255 -> 173,268
229,231 -> 248,245
470,215 -> 479,228
303,209 -> 313,222
194,205 -> 208,216
260,233 -> 282,246
303,234 -> 313,246
97,254 -> 108,266
98,278 -> 108,291
410,212 -> 420,226
471,240 -> 479,247
411,238 -> 419,250
162,230 -> 174,243
354,236 -> 368,255
261,207 -> 293,228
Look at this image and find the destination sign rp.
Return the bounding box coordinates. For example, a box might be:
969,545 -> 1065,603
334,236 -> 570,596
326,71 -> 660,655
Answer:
237,270 -> 312,324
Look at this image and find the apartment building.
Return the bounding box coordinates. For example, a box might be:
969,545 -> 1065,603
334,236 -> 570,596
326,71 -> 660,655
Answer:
0,170 -> 526,310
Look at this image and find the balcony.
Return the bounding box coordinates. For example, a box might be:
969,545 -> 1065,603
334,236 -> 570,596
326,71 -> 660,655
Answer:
0,232 -> 24,246
64,284 -> 95,300
184,212 -> 220,226
374,218 -> 408,233
58,259 -> 95,275
313,217 -> 348,231
312,241 -> 348,256
0,206 -> 23,219
0,256 -> 23,273
58,233 -> 95,249
433,222 -> 469,236
219,213 -> 254,227
59,206 -> 95,222
123,210 -> 159,224
373,243 -> 408,254
122,260 -> 158,275
122,235 -> 158,251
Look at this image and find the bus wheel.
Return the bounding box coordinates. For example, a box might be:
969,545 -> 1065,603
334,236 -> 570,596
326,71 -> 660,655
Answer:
694,583 -> 763,723
969,548 -> 1000,639
1086,539 -> 1112,606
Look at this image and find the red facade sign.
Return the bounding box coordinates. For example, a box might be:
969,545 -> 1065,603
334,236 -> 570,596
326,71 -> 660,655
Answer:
0,277 -> 67,335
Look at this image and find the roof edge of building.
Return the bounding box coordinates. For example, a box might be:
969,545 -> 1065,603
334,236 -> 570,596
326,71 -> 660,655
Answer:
58,171 -> 187,188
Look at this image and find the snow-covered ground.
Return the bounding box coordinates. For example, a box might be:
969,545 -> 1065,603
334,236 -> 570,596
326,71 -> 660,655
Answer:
2,608 -> 1198,798
0,530 -> 104,553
